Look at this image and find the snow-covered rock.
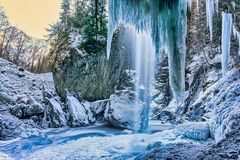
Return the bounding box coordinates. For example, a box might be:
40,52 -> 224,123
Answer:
0,153 -> 14,160
90,99 -> 108,115
45,98 -> 66,128
66,96 -> 95,127
0,58 -> 82,138
173,122 -> 210,141
157,110 -> 176,122
184,69 -> 240,142
0,114 -> 40,140
104,91 -> 144,131
210,80 -> 240,142
10,99 -> 44,118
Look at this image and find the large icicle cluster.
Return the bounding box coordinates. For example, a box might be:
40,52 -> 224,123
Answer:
107,0 -> 188,103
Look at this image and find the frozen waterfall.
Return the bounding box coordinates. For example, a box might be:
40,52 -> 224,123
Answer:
221,12 -> 232,76
106,0 -> 188,130
107,0 -> 188,103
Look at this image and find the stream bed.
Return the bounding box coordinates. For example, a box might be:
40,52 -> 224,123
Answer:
0,122 -> 175,160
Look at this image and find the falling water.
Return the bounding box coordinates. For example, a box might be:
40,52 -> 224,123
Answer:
133,29 -> 156,131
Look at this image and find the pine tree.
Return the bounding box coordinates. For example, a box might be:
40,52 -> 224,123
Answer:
60,0 -> 71,29
83,0 -> 107,53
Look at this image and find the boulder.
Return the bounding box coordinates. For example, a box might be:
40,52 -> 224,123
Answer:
157,110 -> 176,122
66,96 -> 94,127
10,101 -> 44,118
173,122 -> 210,141
0,114 -> 23,139
17,72 -> 25,77
0,92 -> 14,105
104,91 -> 144,131
0,114 -> 39,140
46,98 -> 66,128
90,99 -> 108,121
18,67 -> 24,72
90,100 -> 108,115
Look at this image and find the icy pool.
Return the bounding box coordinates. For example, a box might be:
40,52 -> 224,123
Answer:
0,122 -> 175,160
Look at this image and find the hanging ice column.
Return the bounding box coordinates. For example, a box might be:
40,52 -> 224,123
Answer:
233,25 -> 240,56
206,0 -> 215,41
164,1 -> 188,102
221,12 -> 232,76
107,0 -> 121,59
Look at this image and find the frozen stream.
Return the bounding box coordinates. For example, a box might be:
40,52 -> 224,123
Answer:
0,122 -> 177,160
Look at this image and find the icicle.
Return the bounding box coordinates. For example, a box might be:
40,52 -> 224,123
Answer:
206,0 -> 215,42
106,0 -> 121,59
231,1 -> 236,10
107,26 -> 115,59
215,0 -> 219,14
233,25 -> 238,38
221,12 -> 232,76
196,0 -> 199,15
233,25 -> 240,55
188,0 -> 192,11
238,33 -> 240,56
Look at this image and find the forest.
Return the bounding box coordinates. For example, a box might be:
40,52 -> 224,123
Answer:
0,0 -> 239,160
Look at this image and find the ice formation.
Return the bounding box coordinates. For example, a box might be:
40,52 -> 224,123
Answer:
132,28 -> 156,130
206,0 -> 215,42
188,0 -> 192,11
107,0 -> 188,103
233,25 -> 240,55
215,0 -> 219,14
221,12 -> 232,76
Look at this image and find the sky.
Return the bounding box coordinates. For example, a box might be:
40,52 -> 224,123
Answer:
0,0 -> 61,39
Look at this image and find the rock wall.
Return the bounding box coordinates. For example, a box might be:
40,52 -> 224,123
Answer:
53,27 -> 131,102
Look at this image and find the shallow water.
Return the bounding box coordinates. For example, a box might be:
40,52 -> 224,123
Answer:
0,122 -> 174,160
0,124 -> 125,160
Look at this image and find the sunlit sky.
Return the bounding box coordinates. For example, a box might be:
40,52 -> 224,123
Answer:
0,0 -> 61,39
